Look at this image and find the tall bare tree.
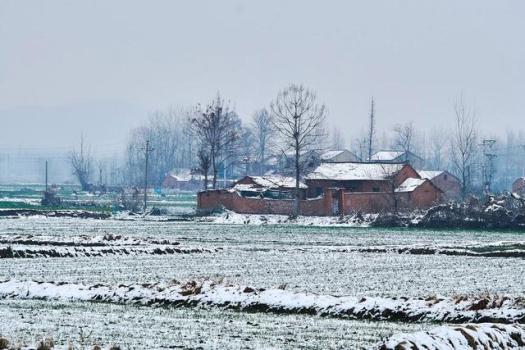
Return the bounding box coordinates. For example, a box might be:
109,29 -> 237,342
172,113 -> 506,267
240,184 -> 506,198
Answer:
451,96 -> 477,198
70,135 -> 92,191
330,127 -> 345,149
197,147 -> 211,190
393,121 -> 415,162
429,127 -> 449,170
367,97 -> 376,161
191,94 -> 240,189
270,84 -> 327,217
251,109 -> 274,175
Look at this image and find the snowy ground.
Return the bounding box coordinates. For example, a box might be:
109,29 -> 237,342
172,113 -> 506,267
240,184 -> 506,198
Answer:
0,195 -> 524,348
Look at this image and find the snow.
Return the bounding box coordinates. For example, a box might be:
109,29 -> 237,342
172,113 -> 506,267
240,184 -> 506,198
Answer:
379,323 -> 525,350
166,169 -> 204,182
370,151 -> 405,161
320,150 -> 345,160
231,183 -> 265,192
197,210 -> 376,226
0,280 -> 523,324
418,170 -> 444,180
306,162 -> 404,181
238,175 -> 307,189
396,178 -> 426,192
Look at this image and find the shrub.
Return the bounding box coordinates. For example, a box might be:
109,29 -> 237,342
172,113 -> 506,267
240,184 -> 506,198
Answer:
36,337 -> 54,350
0,337 -> 9,350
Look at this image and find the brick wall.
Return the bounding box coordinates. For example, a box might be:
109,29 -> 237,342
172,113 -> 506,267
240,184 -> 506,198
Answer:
197,189 -> 336,216
513,178 -> 525,194
342,180 -> 441,214
430,173 -> 461,199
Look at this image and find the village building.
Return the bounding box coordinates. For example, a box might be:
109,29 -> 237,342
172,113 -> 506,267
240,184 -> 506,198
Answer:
162,169 -> 204,191
370,150 -> 424,169
232,175 -> 307,199
198,162 -> 443,215
304,162 -> 418,197
512,177 -> 525,194
320,149 -> 361,163
418,170 -> 461,199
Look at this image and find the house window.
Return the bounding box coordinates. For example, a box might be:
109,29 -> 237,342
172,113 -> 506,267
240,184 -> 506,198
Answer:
315,187 -> 323,196
372,187 -> 380,192
444,174 -> 448,180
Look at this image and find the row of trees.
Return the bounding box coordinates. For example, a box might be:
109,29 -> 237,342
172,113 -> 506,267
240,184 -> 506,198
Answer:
70,85 -> 525,207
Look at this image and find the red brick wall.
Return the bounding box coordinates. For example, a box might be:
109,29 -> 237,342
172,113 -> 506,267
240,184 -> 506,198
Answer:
393,165 -> 420,186
512,178 -> 525,194
342,180 -> 442,213
408,181 -> 442,208
306,164 -> 420,197
430,173 -> 461,199
198,189 -> 335,216
343,192 -> 394,213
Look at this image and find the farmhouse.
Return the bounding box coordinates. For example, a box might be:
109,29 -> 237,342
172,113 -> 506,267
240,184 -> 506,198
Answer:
162,169 -> 204,191
198,162 -> 443,215
320,149 -> 361,163
512,177 -> 525,194
305,162 -> 418,197
418,170 -> 461,199
370,150 -> 424,168
232,175 -> 307,199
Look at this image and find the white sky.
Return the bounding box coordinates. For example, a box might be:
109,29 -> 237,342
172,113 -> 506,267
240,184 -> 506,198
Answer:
0,0 -> 524,154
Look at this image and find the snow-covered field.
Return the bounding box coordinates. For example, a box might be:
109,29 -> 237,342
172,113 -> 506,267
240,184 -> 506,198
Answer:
0,211 -> 524,348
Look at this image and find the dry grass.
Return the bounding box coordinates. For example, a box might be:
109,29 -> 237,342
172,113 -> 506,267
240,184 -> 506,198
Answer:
36,337 -> 54,350
0,338 -> 9,350
180,281 -> 202,296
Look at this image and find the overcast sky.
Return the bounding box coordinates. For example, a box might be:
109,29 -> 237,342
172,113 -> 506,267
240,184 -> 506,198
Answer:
0,0 -> 524,155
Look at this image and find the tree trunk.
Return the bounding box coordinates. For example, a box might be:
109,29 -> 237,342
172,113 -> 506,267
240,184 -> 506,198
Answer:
211,151 -> 217,189
294,139 -> 300,218
260,148 -> 265,176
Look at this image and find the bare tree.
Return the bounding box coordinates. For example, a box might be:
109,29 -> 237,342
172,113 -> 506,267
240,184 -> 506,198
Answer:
191,94 -> 240,189
270,84 -> 327,217
351,134 -> 368,162
451,96 -> 477,198
393,121 -> 415,162
197,147 -> 211,190
367,97 -> 376,161
330,127 -> 345,150
123,108 -> 193,188
251,109 -> 274,175
429,127 -> 449,170
70,136 -> 92,191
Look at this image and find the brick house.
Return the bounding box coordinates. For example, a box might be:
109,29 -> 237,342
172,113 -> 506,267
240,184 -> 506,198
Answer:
305,162 -> 419,197
162,169 -> 204,191
418,170 -> 461,200
197,162 -> 443,216
512,177 -> 525,194
320,149 -> 361,163
232,175 -> 307,199
370,150 -> 424,169
305,162 -> 442,213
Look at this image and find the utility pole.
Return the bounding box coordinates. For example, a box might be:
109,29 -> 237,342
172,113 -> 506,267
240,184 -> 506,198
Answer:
367,97 -> 375,161
480,139 -> 497,194
45,160 -> 48,193
143,140 -> 154,212
521,145 -> 525,177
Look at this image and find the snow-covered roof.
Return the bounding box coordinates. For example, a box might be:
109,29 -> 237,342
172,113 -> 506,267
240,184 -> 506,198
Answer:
231,184 -> 264,192
166,169 -> 204,181
236,176 -> 307,190
395,178 -> 426,192
418,170 -> 444,180
320,150 -> 345,160
306,163 -> 405,181
370,151 -> 405,161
